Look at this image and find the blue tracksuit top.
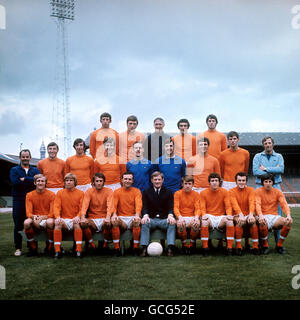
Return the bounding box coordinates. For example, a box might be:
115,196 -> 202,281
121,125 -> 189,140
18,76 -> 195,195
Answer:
10,165 -> 40,198
126,158 -> 154,193
154,155 -> 186,194
252,150 -> 284,185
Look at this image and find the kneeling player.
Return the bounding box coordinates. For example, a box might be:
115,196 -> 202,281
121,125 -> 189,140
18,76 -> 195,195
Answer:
80,173 -> 114,253
200,173 -> 234,256
53,173 -> 84,259
229,172 -> 259,255
111,172 -> 142,256
24,174 -> 55,256
174,176 -> 201,254
255,173 -> 293,254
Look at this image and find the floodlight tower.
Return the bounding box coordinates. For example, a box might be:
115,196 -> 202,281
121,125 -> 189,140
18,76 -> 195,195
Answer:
50,0 -> 74,158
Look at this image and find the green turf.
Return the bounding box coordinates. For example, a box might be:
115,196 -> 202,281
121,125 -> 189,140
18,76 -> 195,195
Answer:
0,209 -> 300,300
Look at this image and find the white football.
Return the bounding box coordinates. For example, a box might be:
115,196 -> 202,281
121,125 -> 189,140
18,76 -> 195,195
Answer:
147,242 -> 163,256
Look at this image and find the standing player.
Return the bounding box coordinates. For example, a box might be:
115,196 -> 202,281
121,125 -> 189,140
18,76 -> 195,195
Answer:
64,138 -> 94,192
197,114 -> 227,160
187,137 -> 220,193
253,136 -> 285,245
155,138 -> 186,194
119,115 -> 145,163
80,173 -> 114,253
255,173 -> 293,254
93,137 -> 127,191
24,174 -> 55,256
111,172 -> 143,256
200,173 -> 234,256
219,131 -> 249,191
126,141 -> 154,193
174,176 -> 201,254
37,142 -> 65,194
143,117 -> 170,163
229,172 -> 259,255
10,149 -> 40,256
89,112 -> 119,160
53,173 -> 84,259
172,119 -> 197,161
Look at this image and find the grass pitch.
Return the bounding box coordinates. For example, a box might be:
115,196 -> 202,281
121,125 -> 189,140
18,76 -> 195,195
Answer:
0,209 -> 300,300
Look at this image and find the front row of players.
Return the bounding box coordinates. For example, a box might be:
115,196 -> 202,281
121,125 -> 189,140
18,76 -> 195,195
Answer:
23,170 -> 293,258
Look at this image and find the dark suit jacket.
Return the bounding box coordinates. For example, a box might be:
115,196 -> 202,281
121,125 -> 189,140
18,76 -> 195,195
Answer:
142,186 -> 174,219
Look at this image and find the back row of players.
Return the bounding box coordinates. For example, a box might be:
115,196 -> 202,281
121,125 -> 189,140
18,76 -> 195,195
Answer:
10,113 -> 291,258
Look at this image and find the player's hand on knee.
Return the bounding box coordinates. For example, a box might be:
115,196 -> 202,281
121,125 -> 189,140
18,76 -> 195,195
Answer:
73,216 -> 80,225
167,214 -> 176,225
141,214 -> 150,225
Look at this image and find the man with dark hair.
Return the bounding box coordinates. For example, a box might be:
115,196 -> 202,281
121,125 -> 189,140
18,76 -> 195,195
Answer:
65,138 -> 94,192
119,115 -> 145,162
37,142 -> 65,194
143,117 -> 170,162
255,173 -> 293,254
219,131 -> 249,191
10,149 -> 40,256
197,114 -> 227,160
89,112 -> 119,160
140,171 -> 176,257
172,118 -> 196,161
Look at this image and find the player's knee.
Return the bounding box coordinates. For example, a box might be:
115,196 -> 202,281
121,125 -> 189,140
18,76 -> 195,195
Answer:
23,219 -> 32,229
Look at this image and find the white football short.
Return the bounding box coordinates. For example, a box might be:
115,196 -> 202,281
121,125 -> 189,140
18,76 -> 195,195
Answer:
62,218 -> 74,231
39,219 -> 47,228
91,218 -> 104,232
206,214 -> 226,230
47,187 -> 63,194
118,216 -> 135,229
192,187 -> 206,194
106,183 -> 121,192
264,214 -> 281,230
222,181 -> 237,191
76,184 -> 92,192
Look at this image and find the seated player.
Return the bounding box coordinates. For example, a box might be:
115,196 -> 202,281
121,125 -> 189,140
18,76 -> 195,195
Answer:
229,172 -> 259,255
174,176 -> 201,254
111,172 -> 142,256
93,137 -> 126,191
200,173 -> 234,256
255,173 -> 293,254
53,173 -> 84,259
24,174 -> 55,256
80,173 -> 114,253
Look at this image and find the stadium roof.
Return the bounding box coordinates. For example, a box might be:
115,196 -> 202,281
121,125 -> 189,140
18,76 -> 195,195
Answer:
0,152 -> 40,166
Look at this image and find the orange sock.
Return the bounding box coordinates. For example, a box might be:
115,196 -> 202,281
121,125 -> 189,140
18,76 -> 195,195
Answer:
132,227 -> 141,249
177,229 -> 187,247
53,229 -> 62,252
189,229 -> 199,247
112,227 -> 120,250
74,229 -> 83,252
259,224 -> 269,247
201,226 -> 209,249
83,228 -> 95,248
235,226 -> 243,249
249,224 -> 259,249
226,226 -> 235,249
25,228 -> 37,250
277,226 -> 291,247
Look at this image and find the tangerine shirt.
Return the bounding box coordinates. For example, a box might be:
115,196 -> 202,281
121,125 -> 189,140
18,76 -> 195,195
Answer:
114,187 -> 142,216
26,189 -> 55,218
187,154 -> 220,188
255,187 -> 290,216
229,186 -> 255,216
172,133 -> 197,161
81,187 -> 114,219
53,188 -> 84,219
64,154 -> 94,185
37,157 -> 65,188
174,189 -> 201,218
119,130 -> 145,162
219,148 -> 249,182
199,188 -> 232,216
197,130 -> 227,159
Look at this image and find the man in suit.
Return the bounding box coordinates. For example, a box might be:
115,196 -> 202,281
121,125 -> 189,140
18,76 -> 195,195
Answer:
140,171 -> 176,256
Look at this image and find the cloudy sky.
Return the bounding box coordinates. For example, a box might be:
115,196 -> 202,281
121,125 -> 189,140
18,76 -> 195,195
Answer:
0,0 -> 300,159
